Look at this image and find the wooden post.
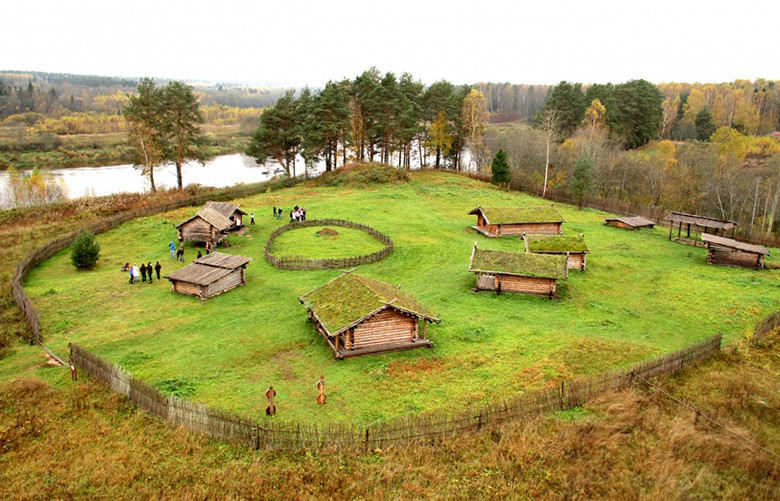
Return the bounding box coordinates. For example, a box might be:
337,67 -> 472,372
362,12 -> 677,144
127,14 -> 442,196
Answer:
669,219 -> 673,240
422,319 -> 427,340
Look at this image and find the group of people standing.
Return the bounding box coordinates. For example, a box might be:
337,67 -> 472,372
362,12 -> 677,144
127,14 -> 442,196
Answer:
123,261 -> 161,284
272,205 -> 306,221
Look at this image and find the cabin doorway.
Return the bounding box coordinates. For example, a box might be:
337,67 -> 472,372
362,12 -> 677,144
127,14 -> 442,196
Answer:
477,274 -> 497,291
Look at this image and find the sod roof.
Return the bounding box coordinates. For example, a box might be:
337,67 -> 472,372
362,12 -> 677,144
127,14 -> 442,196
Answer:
299,273 -> 439,337
469,246 -> 568,280
469,205 -> 564,224
525,234 -> 590,254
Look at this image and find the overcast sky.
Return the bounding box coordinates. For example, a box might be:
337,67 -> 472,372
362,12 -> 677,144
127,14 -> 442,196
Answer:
4,0 -> 778,88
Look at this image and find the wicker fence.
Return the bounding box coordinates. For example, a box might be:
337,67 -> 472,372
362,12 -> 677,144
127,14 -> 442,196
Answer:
69,333 -> 722,451
11,177 -> 300,344
264,219 -> 394,270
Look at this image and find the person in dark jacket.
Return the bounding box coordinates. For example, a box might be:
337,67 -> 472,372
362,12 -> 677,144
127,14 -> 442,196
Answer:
140,263 -> 147,282
147,262 -> 154,283
154,261 -> 162,281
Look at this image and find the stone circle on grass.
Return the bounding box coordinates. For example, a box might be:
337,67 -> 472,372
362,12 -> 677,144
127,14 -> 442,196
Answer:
264,218 -> 393,270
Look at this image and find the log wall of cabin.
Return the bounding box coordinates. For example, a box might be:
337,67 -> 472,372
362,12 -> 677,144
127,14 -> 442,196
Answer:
607,220 -> 633,230
172,281 -> 204,298
351,309 -> 417,349
206,269 -> 244,297
180,218 -> 215,242
568,253 -> 586,271
497,274 -> 556,296
708,248 -> 765,269
501,222 -> 562,235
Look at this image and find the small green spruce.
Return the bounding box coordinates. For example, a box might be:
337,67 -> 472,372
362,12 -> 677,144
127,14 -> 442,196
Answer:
571,152 -> 594,208
70,230 -> 101,269
491,148 -> 511,185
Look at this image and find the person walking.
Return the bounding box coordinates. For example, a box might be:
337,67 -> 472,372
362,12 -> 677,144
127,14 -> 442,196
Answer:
272,206 -> 277,218
179,245 -> 185,263
140,263 -> 147,282
205,241 -> 211,255
154,261 -> 162,281
147,262 -> 154,283
132,264 -> 139,283
128,265 -> 134,284
251,211 -> 255,225
169,241 -> 176,259
277,207 -> 282,220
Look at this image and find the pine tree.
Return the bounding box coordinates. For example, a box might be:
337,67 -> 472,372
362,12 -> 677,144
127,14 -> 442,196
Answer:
570,153 -> 594,208
70,230 -> 100,269
491,149 -> 510,185
694,108 -> 716,141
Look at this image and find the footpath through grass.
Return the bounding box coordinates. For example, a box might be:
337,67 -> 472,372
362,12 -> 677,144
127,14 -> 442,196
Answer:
21,171 -> 780,424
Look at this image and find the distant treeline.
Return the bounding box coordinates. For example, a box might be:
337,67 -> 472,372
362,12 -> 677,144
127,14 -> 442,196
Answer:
0,71 -> 286,119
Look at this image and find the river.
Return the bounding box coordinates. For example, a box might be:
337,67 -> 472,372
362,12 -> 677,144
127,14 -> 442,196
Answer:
0,149 -> 476,209
0,154 -> 323,208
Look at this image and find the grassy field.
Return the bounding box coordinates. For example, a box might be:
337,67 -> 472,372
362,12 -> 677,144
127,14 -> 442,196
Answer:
269,224 -> 387,260
21,171 -> 780,424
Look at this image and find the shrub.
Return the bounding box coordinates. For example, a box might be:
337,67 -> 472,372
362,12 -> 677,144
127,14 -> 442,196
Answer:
70,230 -> 100,269
317,163 -> 410,187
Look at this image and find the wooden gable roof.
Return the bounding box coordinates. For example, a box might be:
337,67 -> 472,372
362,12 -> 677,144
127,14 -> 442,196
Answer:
667,212 -> 737,231
468,243 -> 568,280
164,252 -> 252,286
204,201 -> 246,218
604,216 -> 656,228
701,233 -> 770,256
299,272 -> 440,337
469,205 -> 564,225
175,207 -> 233,232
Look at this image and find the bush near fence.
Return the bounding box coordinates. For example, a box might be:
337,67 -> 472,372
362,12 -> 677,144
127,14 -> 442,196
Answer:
264,219 -> 394,271
69,334 -> 722,451
10,176 -> 303,344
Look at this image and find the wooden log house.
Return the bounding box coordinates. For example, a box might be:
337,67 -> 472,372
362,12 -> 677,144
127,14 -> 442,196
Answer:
667,211 -> 737,246
701,233 -> 769,269
524,233 -> 590,271
468,243 -> 568,298
298,272 -> 440,359
164,252 -> 252,299
176,201 -> 247,244
469,205 -> 564,237
604,216 -> 656,230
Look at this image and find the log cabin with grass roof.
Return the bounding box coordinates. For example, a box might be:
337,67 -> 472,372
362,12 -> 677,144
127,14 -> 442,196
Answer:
176,201 -> 247,244
701,233 -> 769,269
468,242 -> 568,298
164,252 -> 251,299
604,216 -> 656,230
524,233 -> 590,271
298,272 -> 440,359
469,205 -> 564,237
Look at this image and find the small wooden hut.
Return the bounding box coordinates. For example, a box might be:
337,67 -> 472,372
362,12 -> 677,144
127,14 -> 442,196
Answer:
667,211 -> 737,246
524,233 -> 590,271
176,201 -> 247,244
469,205 -> 564,237
701,233 -> 769,269
164,252 -> 251,299
604,216 -> 655,230
468,243 -> 568,298
298,272 -> 440,359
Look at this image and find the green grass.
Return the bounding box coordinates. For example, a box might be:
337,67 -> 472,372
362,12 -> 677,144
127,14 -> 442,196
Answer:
269,225 -> 386,260
22,171 -> 780,425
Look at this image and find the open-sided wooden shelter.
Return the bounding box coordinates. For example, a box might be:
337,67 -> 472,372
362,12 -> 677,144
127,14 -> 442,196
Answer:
604,216 -> 655,230
667,211 -> 737,246
524,233 -> 590,271
701,233 -> 769,269
164,252 -> 251,299
298,272 -> 440,359
468,243 -> 568,298
469,205 -> 564,237
176,201 -> 247,244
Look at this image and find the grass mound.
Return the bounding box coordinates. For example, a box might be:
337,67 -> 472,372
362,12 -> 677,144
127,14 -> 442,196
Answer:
317,162 -> 410,187
317,227 -> 339,237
